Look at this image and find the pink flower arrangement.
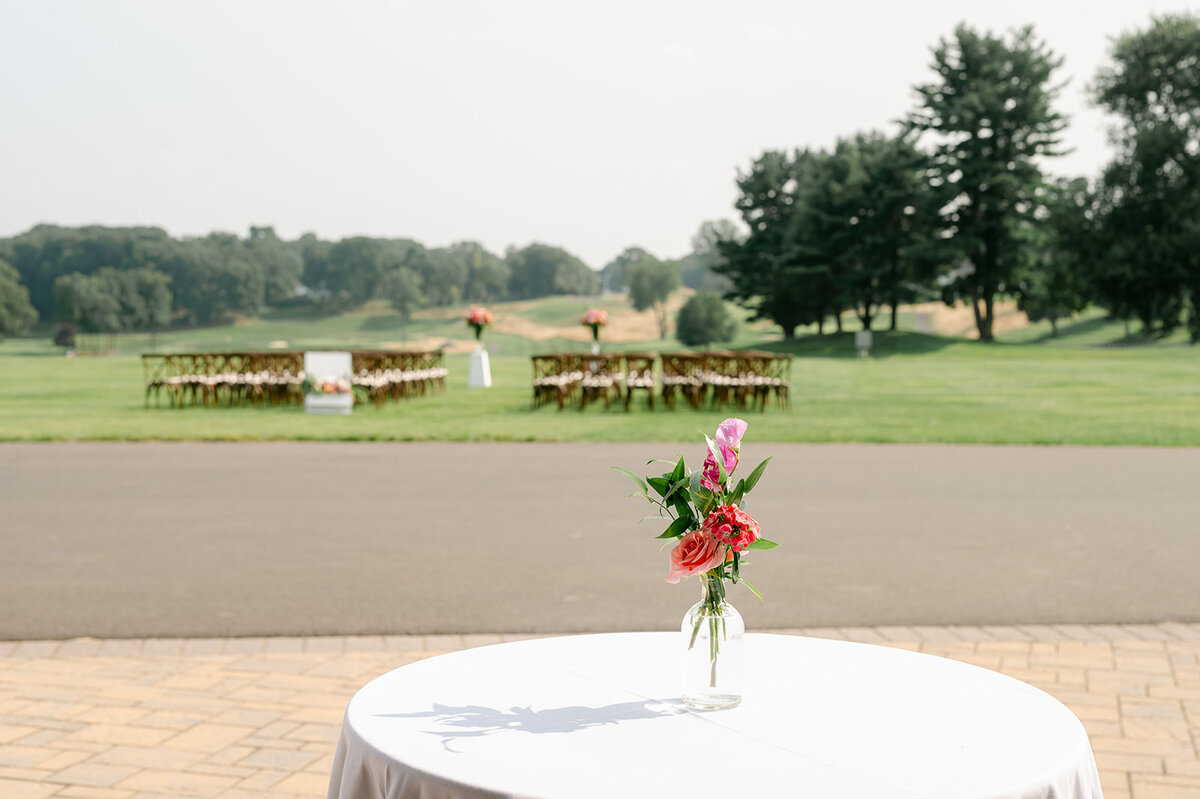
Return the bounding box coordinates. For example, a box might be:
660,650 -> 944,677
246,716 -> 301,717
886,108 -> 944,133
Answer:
581,308 -> 608,342
466,306 -> 493,341
302,375 -> 353,395
614,417 -> 778,594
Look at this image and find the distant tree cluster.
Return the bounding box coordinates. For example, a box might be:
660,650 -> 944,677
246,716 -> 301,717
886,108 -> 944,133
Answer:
717,14 -> 1200,342
0,224 -> 600,337
599,221 -> 739,340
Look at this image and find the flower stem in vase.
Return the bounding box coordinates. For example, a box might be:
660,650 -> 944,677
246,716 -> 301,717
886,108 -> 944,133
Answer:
619,417 -> 774,711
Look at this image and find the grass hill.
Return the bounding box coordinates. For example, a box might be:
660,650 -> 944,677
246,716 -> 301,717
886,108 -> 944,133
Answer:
1,294 -> 1197,445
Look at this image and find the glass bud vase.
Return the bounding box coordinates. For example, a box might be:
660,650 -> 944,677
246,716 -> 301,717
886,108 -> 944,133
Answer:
681,572 -> 744,710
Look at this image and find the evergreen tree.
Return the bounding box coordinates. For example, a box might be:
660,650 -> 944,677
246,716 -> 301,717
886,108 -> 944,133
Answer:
1091,13 -> 1200,339
908,24 -> 1067,340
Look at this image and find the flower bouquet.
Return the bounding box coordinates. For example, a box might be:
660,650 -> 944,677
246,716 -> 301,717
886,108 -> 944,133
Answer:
301,373 -> 355,415
581,308 -> 608,343
301,375 -> 352,395
615,418 -> 776,709
466,306 -> 493,342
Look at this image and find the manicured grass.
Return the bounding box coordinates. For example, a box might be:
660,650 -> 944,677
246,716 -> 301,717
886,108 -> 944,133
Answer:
1,324 -> 1197,444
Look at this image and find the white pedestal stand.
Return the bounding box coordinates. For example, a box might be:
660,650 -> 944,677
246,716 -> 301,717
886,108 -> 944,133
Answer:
304,394 -> 353,415
855,330 -> 873,358
468,346 -> 492,388
303,351 -> 354,414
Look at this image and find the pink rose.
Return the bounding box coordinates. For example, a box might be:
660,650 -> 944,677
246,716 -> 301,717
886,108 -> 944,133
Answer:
666,530 -> 724,584
701,504 -> 760,553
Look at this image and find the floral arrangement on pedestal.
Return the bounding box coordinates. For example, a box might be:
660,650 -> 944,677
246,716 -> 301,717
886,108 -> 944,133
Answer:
466,306 -> 493,342
581,308 -> 608,343
615,418 -> 776,710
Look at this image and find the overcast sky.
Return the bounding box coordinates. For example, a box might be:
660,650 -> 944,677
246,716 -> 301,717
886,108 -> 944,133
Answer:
2,1 -> 1195,267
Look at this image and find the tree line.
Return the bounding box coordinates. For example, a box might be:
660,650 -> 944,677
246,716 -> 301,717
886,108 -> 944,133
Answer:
0,224 -> 605,337
0,214 -> 733,343
716,14 -> 1200,342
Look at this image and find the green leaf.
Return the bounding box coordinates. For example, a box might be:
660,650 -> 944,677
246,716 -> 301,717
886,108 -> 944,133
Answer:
646,476 -> 671,497
747,537 -> 779,551
662,476 -> 688,503
743,457 -> 773,493
669,455 -> 686,484
646,457 -> 679,467
663,476 -> 691,518
692,482 -> 715,518
731,550 -> 740,583
729,478 -> 746,508
656,514 -> 694,539
672,497 -> 691,521
740,579 -> 765,602
611,466 -> 649,494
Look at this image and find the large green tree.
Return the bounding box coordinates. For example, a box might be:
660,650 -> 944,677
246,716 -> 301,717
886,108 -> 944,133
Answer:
626,255 -> 680,339
382,267 -> 423,323
0,259 -> 37,338
506,243 -> 598,299
807,132 -> 939,331
0,225 -> 173,320
1091,13 -> 1200,339
52,267 -> 171,333
717,149 -> 843,338
908,24 -> 1067,341
157,234 -> 264,324
601,247 -> 653,294
1015,178 -> 1094,337
451,241 -> 510,302
679,221 -> 738,293
246,226 -> 303,305
53,272 -> 122,333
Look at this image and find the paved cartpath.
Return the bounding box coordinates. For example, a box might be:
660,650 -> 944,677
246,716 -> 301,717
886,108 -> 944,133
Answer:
2,442 -> 1200,639
1,626 -> 1199,799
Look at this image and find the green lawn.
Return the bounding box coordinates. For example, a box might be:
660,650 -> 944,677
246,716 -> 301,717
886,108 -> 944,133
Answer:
1,315 -> 1198,443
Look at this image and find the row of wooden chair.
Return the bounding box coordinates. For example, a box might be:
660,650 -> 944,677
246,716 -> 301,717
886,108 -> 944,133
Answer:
531,353 -> 632,410
530,351 -> 791,411
661,351 -> 792,411
348,351 -> 449,408
142,351 -> 447,408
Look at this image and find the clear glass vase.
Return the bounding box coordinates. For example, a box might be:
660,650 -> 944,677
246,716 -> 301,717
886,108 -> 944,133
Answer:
680,572 -> 744,710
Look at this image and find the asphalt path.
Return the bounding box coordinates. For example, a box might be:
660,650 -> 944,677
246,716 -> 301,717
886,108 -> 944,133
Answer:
1,442 -> 1198,639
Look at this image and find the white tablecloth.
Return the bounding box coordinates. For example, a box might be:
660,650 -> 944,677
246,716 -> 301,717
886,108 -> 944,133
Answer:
327,633 -> 1102,799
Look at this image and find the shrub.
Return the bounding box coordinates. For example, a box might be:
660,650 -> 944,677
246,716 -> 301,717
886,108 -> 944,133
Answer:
676,291 -> 736,347
53,323 -> 77,348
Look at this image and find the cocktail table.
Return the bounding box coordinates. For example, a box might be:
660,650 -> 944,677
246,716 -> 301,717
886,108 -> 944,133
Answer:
327,633 -> 1102,798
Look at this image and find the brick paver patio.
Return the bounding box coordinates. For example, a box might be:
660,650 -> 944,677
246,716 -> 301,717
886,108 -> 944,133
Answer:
2,625 -> 1198,799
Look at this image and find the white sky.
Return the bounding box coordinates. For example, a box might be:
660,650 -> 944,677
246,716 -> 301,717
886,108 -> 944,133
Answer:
2,1 -> 1195,267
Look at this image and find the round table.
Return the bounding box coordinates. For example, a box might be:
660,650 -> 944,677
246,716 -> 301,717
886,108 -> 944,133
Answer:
326,633 -> 1102,799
